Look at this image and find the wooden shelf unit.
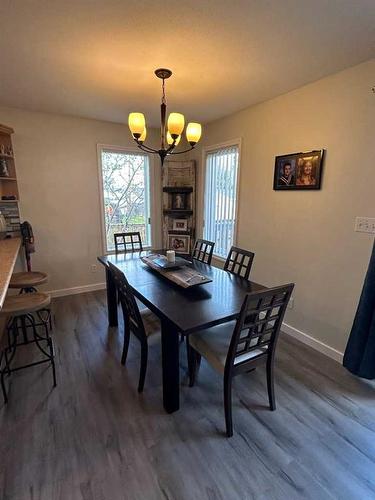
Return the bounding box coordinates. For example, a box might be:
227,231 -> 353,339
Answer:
162,160 -> 196,253
162,186 -> 193,193
163,209 -> 193,216
0,124 -> 21,235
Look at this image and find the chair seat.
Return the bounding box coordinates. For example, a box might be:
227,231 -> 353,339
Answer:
141,309 -> 161,344
1,292 -> 51,316
189,321 -> 268,374
9,271 -> 48,288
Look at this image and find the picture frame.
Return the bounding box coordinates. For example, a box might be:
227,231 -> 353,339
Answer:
171,192 -> 187,210
273,150 -> 324,190
0,159 -> 9,177
168,234 -> 190,254
172,219 -> 188,231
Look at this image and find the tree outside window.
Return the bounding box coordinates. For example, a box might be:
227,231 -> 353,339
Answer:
100,149 -> 151,252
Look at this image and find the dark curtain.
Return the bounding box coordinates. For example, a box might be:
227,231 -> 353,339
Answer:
343,239 -> 375,379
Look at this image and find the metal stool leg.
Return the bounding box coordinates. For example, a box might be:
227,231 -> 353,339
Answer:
0,311 -> 57,403
5,319 -> 19,373
0,319 -> 18,403
28,313 -> 57,389
21,315 -> 29,343
49,338 -> 56,387
1,362 -> 8,404
20,286 -> 53,332
40,313 -> 56,387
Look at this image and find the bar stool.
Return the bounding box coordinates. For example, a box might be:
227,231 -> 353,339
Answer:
9,270 -> 48,293
9,270 -> 51,330
10,221 -> 49,293
9,221 -> 51,328
0,292 -> 56,403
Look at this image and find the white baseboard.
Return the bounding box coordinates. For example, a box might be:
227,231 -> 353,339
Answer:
48,282 -> 106,298
282,322 -> 344,363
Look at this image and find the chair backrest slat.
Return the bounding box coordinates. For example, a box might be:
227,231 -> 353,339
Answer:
224,246 -> 255,280
108,262 -> 146,340
114,232 -> 143,254
226,284 -> 294,371
192,239 -> 215,265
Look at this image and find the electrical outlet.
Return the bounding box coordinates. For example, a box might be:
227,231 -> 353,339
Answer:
90,264 -> 98,273
288,297 -> 294,310
355,217 -> 375,234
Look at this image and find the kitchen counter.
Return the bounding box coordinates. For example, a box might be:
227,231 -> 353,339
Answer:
0,237 -> 21,310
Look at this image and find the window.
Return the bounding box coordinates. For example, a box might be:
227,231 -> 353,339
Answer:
203,143 -> 240,258
98,147 -> 151,252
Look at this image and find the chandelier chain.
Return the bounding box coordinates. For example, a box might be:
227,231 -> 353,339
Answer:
162,78 -> 166,105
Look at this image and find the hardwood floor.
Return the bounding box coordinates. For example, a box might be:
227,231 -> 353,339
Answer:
1,291 -> 375,500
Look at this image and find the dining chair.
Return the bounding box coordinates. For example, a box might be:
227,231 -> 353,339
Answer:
224,246 -> 255,280
114,231 -> 143,254
108,262 -> 160,392
192,238 -> 215,265
187,283 -> 294,437
114,231 -> 144,308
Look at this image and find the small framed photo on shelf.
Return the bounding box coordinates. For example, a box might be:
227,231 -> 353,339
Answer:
172,219 -> 188,231
171,192 -> 187,210
168,234 -> 190,254
273,150 -> 324,190
0,159 -> 9,177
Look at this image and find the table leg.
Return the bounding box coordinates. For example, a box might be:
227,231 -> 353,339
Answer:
105,266 -> 118,327
161,319 -> 180,413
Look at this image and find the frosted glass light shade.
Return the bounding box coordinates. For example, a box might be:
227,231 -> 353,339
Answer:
128,113 -> 146,135
167,113 -> 185,136
186,122 -> 202,144
167,131 -> 181,146
139,127 -> 147,142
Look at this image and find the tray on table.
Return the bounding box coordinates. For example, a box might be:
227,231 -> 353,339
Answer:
141,254 -> 212,288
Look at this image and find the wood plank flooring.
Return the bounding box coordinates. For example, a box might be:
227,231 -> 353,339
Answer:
1,291 -> 375,500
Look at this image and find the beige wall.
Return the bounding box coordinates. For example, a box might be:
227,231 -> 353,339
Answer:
189,59 -> 375,354
0,107 -> 161,291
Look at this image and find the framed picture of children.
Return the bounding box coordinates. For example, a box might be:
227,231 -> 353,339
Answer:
273,150 -> 324,190
168,234 -> 190,254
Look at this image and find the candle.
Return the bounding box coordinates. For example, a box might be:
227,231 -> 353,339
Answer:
166,250 -> 175,263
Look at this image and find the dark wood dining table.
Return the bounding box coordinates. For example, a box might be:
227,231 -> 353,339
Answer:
98,250 -> 266,414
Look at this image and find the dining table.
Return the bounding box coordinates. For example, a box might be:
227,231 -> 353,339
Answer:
97,250 -> 266,414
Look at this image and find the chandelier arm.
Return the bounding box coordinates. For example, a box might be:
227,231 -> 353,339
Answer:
167,145 -> 195,155
165,140 -> 177,153
134,141 -> 160,154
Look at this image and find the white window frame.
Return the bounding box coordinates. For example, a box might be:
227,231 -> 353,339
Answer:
97,144 -> 156,254
200,138 -> 242,261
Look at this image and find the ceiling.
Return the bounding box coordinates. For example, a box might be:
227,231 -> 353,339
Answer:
0,0 -> 374,126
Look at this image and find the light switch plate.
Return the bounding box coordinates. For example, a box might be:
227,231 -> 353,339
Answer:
355,217 -> 375,234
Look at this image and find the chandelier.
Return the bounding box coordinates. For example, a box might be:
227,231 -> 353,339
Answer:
128,68 -> 202,166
